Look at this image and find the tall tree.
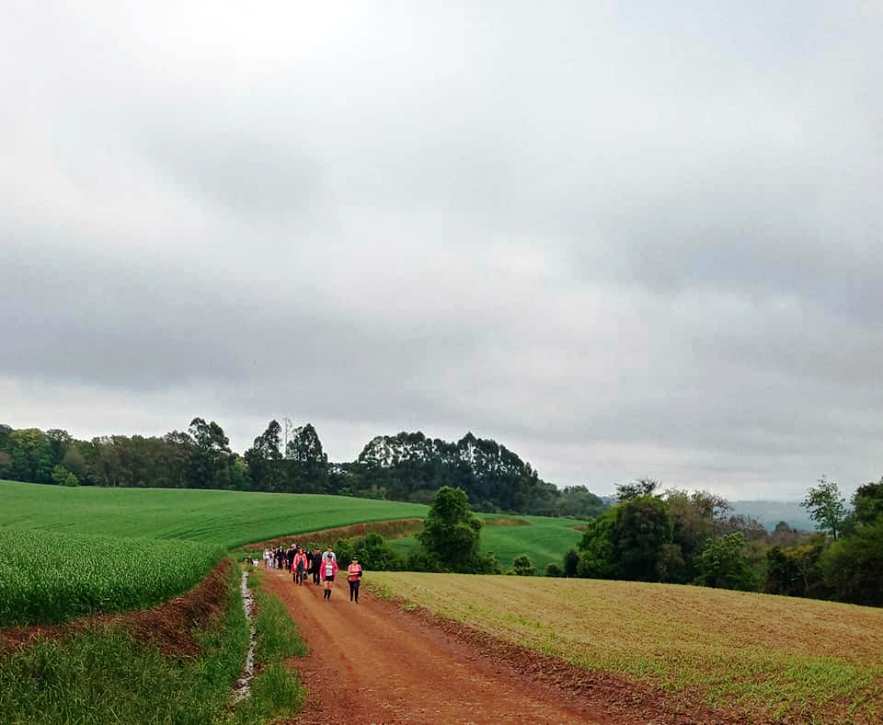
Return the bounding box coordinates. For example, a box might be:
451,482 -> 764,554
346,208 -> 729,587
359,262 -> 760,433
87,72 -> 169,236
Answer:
244,420 -> 283,491
801,476 -> 847,540
418,486 -> 485,572
187,417 -> 232,489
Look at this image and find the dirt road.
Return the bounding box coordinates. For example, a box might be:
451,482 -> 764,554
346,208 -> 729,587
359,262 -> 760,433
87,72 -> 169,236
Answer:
264,570 -> 606,724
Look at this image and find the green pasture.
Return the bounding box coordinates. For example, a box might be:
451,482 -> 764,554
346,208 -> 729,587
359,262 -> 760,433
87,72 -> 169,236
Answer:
390,514 -> 584,570
0,479 -> 427,547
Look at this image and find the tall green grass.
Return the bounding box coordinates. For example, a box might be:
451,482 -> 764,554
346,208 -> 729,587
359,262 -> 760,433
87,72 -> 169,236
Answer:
0,562 -> 248,725
0,527 -> 224,626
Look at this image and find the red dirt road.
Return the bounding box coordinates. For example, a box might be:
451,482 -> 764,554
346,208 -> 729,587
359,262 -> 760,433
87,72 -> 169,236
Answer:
264,570 -> 606,724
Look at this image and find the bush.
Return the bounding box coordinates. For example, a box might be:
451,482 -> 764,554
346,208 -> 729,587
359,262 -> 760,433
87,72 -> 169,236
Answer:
51,464 -> 79,487
694,533 -> 759,591
512,554 -> 535,576
545,562 -> 563,577
563,548 -> 579,577
819,520 -> 883,606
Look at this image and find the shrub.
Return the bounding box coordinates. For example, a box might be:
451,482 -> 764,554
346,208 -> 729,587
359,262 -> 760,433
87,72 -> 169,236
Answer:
512,554 -> 535,576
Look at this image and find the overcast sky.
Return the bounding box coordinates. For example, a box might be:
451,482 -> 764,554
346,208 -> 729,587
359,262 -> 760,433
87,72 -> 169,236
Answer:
2,2 -> 881,499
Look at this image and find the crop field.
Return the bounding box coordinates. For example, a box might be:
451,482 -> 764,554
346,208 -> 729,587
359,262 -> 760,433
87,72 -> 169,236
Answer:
368,572 -> 883,722
390,514 -> 584,570
0,479 -> 428,547
0,527 -> 224,626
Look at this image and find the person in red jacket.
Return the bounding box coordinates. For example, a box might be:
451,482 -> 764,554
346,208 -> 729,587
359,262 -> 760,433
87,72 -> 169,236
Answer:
346,558 -> 363,603
292,548 -> 308,585
321,549 -> 338,600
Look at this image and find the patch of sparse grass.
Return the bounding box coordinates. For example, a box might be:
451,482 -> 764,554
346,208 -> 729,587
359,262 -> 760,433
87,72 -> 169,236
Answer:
368,572 -> 883,722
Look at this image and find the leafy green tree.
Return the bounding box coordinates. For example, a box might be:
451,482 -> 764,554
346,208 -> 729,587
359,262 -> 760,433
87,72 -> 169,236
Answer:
615,478 -> 659,502
417,486 -> 489,573
45,429 -> 73,466
283,423 -> 329,493
665,489 -> 730,582
801,476 -> 847,540
512,554 -> 535,576
613,495 -> 674,581
48,464 -> 79,487
187,418 -> 232,489
545,562 -> 563,577
819,521 -> 883,606
852,479 -> 883,527
51,465 -> 70,486
352,533 -> 400,571
244,420 -> 283,491
563,548 -> 580,578
8,428 -> 53,483
694,533 -> 758,591
576,508 -> 617,578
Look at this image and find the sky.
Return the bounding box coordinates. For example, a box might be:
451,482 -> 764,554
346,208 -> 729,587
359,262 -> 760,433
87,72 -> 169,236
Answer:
2,2 -> 882,499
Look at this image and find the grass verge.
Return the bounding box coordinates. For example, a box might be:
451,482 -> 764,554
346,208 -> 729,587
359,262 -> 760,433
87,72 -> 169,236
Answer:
231,570 -> 307,724
0,560 -> 248,725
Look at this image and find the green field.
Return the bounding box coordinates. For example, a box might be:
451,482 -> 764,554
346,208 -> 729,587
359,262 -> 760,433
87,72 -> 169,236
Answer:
390,514 -> 584,570
0,528 -> 223,626
369,572 -> 883,723
0,480 -> 587,626
0,479 -> 428,546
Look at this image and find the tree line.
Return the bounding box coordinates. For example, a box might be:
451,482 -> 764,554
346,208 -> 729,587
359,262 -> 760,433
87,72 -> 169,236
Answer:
548,477 -> 883,607
0,419 -> 605,518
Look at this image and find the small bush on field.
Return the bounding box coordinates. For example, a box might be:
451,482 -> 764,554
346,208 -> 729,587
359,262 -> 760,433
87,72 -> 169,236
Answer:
545,562 -> 563,577
512,554 -> 535,576
0,527 -> 223,626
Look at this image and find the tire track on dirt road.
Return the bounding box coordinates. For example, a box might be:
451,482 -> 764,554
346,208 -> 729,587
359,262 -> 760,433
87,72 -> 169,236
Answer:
264,570 -> 608,724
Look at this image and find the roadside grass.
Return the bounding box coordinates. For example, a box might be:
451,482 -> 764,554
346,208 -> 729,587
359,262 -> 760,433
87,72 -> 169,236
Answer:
389,514 -> 584,570
368,572 -> 883,722
0,561 -> 248,725
0,527 -> 224,626
231,570 -> 307,724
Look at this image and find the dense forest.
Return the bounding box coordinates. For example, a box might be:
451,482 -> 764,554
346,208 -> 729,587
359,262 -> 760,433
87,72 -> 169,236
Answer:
0,419 -> 605,518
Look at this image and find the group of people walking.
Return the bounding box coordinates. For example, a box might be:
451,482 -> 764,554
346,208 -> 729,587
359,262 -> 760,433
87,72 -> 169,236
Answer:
263,543 -> 363,602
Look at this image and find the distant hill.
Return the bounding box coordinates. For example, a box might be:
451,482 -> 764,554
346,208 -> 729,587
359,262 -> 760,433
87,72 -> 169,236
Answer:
730,500 -> 815,532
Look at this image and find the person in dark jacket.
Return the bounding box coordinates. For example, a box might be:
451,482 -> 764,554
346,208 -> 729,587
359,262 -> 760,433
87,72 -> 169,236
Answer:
310,549 -> 322,584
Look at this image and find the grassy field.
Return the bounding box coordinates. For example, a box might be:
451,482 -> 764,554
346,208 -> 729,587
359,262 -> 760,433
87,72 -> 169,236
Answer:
0,528 -> 224,626
368,572 -> 883,722
0,562 -> 307,725
390,514 -> 584,570
0,479 -> 428,547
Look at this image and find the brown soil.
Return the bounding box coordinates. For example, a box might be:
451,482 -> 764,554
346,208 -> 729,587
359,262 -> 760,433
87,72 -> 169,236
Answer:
0,560 -> 232,657
246,518 -> 424,550
482,516 -> 530,527
265,569 -> 738,725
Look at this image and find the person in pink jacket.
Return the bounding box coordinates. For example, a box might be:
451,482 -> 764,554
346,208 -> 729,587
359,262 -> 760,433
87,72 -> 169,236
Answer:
347,558 -> 363,603
321,549 -> 338,601
292,548 -> 308,585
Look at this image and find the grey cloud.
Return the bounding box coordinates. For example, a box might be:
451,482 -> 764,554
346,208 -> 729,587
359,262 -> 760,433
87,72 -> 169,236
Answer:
2,1 -> 882,498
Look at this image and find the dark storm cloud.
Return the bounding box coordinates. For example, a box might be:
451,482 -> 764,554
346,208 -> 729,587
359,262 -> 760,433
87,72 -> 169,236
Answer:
2,1 -> 882,498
